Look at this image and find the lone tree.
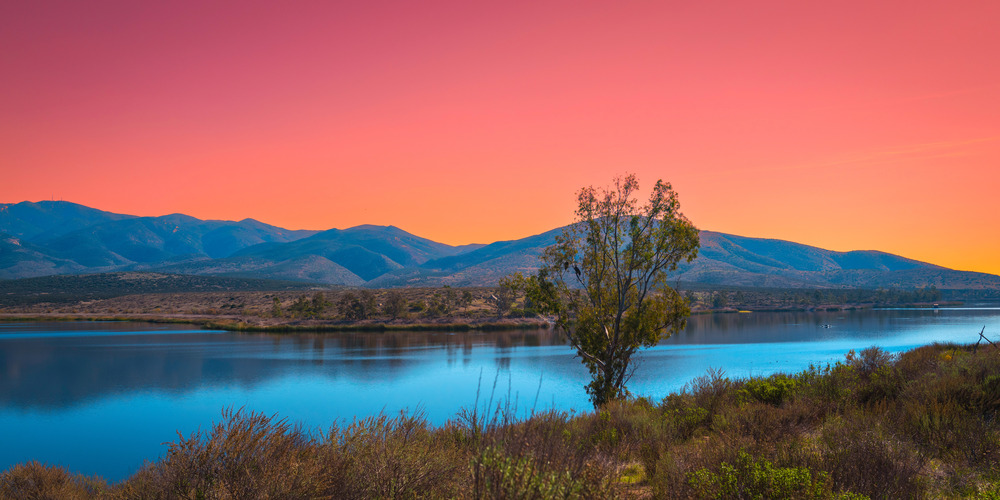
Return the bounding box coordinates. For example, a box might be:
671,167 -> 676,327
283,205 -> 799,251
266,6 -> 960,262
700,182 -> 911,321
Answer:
491,273 -> 524,318
528,174 -> 700,406
382,290 -> 407,320
338,290 -> 377,321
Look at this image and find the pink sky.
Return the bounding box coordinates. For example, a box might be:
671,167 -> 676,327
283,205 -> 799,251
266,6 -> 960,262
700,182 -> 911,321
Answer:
2,0 -> 999,274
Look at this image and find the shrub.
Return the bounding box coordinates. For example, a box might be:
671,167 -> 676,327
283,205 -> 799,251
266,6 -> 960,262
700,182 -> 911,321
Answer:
856,365 -> 903,405
471,446 -> 587,499
686,450 -> 834,499
980,374 -> 1000,417
819,416 -> 925,499
330,412 -> 464,498
738,374 -> 799,406
382,290 -> 406,320
0,462 -> 106,499
660,392 -> 712,440
456,394 -> 619,499
337,290 -> 377,321
115,408 -> 328,499
849,347 -> 895,378
689,367 -> 734,423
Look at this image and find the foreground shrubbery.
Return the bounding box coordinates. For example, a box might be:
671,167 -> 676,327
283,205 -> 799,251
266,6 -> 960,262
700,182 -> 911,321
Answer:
3,343 -> 999,499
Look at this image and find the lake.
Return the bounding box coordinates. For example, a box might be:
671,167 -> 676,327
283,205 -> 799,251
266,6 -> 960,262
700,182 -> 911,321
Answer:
1,305 -> 998,481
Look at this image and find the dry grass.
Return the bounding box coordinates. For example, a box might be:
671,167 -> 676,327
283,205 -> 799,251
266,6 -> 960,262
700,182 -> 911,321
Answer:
0,462 -> 106,500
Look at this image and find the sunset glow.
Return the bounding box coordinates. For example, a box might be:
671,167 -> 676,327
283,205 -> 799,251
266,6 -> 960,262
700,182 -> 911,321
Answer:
2,1 -> 998,274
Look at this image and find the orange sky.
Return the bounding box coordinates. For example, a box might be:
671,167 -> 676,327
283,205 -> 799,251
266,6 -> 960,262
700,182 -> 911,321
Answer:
2,0 -> 998,275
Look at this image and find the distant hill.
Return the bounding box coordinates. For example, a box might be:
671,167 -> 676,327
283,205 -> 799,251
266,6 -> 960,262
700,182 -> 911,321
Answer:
0,272 -> 316,306
232,224 -> 461,273
368,227 -> 565,287
0,201 -> 318,276
0,200 -> 998,291
42,214 -> 318,266
371,228 -> 1000,290
0,201 -> 134,241
165,224 -> 475,284
158,254 -> 367,286
0,233 -> 86,279
671,232 -> 956,288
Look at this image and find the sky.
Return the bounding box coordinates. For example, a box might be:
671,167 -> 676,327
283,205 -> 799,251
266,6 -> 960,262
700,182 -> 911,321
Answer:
2,0 -> 998,275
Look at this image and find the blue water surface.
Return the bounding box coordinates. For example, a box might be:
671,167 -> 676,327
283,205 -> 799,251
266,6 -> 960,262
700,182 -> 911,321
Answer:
0,306 -> 998,481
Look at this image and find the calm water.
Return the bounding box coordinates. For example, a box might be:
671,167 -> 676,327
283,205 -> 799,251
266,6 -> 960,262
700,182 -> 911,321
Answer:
1,306 -> 998,481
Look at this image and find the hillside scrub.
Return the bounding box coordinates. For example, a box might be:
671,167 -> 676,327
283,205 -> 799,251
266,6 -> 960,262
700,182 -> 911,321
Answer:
3,342 -> 1000,498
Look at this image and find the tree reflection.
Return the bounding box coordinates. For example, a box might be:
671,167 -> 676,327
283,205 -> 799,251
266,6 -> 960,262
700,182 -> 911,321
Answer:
0,324 -> 565,410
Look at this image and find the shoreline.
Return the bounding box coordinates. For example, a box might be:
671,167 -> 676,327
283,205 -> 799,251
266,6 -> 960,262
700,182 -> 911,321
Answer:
0,301 -> 960,332
689,300 -> 962,314
0,313 -> 551,332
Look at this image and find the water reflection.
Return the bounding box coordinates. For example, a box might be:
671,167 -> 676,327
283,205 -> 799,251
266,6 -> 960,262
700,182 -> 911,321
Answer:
0,324 -> 566,410
0,306 -> 997,481
1,309 -> 994,412
676,308 -> 946,344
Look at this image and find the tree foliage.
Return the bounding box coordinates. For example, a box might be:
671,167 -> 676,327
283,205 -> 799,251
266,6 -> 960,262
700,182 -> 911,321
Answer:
528,174 -> 700,406
288,292 -> 330,318
271,297 -> 284,318
491,273 -> 524,318
338,290 -> 377,321
425,286 -> 457,318
382,290 -> 407,320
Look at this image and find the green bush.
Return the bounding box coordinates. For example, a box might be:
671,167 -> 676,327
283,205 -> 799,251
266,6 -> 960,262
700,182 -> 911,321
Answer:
738,374 -> 799,406
471,446 -> 587,499
686,450 -> 836,499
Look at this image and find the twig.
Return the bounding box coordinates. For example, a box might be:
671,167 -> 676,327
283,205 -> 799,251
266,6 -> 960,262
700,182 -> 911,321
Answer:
974,325 -> 997,353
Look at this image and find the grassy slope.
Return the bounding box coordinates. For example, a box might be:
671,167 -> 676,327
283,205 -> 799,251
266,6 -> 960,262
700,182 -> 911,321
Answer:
2,343 -> 999,498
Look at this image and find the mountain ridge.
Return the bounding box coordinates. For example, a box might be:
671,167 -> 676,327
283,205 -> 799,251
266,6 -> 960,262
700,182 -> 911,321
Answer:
1,201 -> 997,290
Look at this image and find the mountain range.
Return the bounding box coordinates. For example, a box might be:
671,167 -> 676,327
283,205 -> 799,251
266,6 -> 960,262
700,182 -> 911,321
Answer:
2,200 -> 999,290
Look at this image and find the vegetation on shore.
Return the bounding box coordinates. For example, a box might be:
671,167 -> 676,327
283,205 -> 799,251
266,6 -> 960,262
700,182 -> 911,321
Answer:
0,284 -> 549,332
3,342 -> 999,498
0,278 -> 956,333
0,313 -> 548,333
